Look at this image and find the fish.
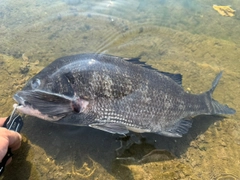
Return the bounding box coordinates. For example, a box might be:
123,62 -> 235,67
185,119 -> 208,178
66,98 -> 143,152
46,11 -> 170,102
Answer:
13,53 -> 236,137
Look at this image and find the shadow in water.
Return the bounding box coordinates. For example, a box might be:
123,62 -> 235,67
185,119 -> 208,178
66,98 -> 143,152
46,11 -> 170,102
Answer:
2,137 -> 32,179
19,114 -> 224,178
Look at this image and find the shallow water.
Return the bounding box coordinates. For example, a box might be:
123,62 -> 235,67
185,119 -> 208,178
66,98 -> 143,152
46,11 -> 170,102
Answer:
0,0 -> 240,179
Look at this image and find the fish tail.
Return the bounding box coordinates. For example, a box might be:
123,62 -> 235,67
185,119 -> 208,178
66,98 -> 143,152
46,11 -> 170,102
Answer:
206,71 -> 235,115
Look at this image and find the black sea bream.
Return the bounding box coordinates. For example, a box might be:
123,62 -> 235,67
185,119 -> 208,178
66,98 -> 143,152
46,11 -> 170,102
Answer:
13,54 -> 235,137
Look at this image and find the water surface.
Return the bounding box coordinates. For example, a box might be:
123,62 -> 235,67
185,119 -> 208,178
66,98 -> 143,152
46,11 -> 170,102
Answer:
0,0 -> 239,179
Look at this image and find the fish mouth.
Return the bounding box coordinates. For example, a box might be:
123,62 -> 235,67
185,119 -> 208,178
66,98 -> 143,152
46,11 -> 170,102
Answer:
13,91 -> 61,121
13,93 -> 29,107
13,92 -> 35,111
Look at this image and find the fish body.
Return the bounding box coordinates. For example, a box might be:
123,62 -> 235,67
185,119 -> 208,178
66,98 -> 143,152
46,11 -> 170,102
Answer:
13,54 -> 235,137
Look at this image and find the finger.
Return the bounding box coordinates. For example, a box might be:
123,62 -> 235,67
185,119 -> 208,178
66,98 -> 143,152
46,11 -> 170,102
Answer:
0,128 -> 22,162
0,127 -> 22,151
8,130 -> 22,151
0,117 -> 7,127
0,136 -> 9,161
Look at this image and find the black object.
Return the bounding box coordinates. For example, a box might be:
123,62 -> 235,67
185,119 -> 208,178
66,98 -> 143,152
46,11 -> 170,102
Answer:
0,111 -> 23,176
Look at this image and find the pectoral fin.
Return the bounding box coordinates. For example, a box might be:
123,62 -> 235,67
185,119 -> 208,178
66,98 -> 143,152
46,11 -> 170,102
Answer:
89,123 -> 129,135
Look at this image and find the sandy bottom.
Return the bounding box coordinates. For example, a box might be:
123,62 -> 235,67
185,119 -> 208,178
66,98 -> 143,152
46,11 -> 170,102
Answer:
0,0 -> 240,179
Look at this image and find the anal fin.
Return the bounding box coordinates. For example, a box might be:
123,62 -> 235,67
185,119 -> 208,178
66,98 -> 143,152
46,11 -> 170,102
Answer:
158,119 -> 192,137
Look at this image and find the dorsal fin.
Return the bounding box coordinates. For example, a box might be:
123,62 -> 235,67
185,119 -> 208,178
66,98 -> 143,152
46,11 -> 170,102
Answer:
125,57 -> 182,86
158,71 -> 182,86
125,57 -> 153,68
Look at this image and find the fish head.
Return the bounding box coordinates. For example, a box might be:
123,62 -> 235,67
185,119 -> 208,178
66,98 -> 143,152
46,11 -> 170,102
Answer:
22,73 -> 52,91
13,73 -> 90,121
13,88 -> 90,122
13,73 -> 59,121
13,90 -> 65,121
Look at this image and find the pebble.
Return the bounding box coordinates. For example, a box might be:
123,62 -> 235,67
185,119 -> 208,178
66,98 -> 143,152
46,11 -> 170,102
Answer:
22,53 -> 29,61
220,141 -> 226,147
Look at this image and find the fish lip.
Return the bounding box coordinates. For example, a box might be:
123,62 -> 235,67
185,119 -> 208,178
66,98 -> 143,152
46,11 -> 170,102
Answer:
13,93 -> 28,107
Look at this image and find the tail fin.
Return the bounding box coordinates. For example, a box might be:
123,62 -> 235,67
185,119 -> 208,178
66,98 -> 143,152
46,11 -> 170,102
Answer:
207,71 -> 235,115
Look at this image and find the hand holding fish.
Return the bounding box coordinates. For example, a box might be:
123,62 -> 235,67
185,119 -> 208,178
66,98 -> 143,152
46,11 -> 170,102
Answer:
0,118 -> 22,164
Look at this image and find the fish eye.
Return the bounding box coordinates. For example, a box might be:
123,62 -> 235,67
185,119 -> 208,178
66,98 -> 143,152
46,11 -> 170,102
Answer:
31,78 -> 41,89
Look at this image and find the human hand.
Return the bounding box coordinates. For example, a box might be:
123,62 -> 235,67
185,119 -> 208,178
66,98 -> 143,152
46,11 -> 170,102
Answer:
0,118 -> 22,165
